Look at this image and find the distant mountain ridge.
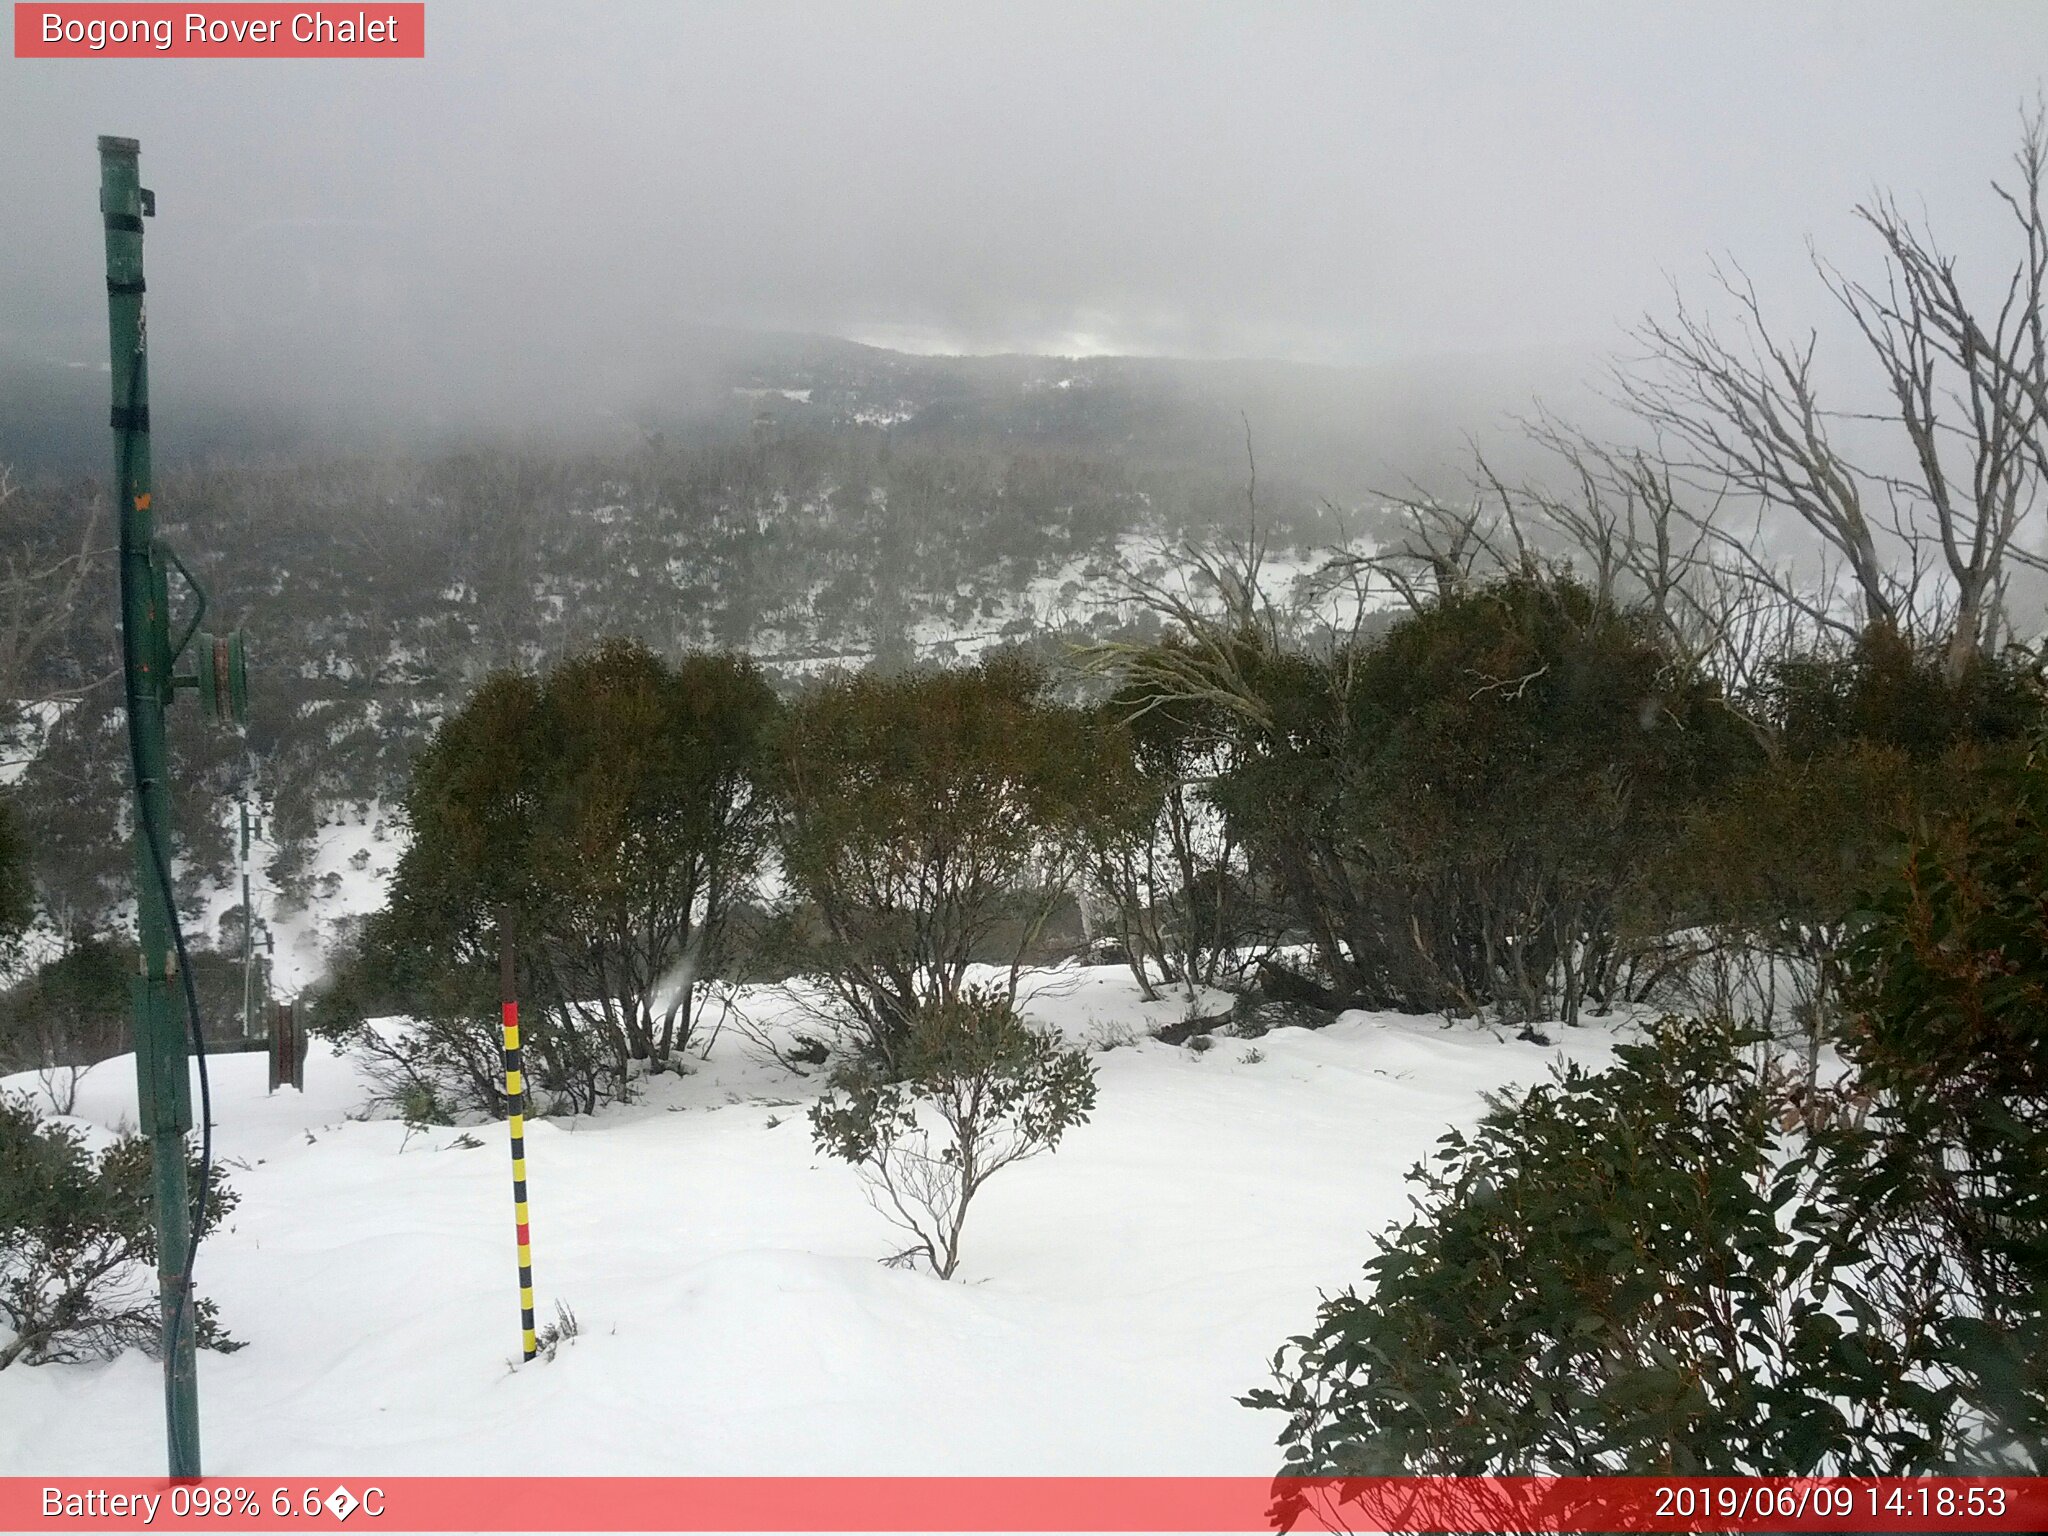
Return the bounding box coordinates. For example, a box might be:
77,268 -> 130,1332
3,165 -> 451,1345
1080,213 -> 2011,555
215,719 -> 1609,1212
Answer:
1,326 -> 1606,498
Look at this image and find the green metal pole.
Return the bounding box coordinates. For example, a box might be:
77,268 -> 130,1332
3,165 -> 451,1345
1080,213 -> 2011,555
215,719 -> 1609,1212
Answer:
240,798 -> 254,1043
99,134 -> 203,1481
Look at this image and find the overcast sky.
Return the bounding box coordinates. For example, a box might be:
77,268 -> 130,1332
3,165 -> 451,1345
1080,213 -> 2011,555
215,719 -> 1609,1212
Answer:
2,1 -> 2043,414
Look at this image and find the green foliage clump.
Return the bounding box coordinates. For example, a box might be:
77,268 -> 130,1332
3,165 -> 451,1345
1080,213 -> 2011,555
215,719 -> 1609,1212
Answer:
1245,1020 -> 1953,1474
1083,667 -> 1261,996
0,936 -> 129,1074
0,932 -> 254,1075
810,989 -> 1097,1279
1248,741 -> 2048,1477
1672,744 -> 1927,934
1846,746 -> 2048,1105
0,1094 -> 239,1369
1662,633 -> 2045,1067
1838,742 -> 2048,1464
1770,627 -> 2044,765
1658,743 -> 1927,1062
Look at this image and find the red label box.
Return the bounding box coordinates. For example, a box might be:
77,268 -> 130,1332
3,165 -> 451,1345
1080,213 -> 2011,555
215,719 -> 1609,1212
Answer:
14,4 -> 425,57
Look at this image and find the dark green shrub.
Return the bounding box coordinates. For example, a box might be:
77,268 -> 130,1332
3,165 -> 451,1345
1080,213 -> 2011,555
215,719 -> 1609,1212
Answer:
1244,1018 -> 1983,1474
1837,742 -> 2048,1466
1769,627 -> 2045,765
0,936 -> 130,1073
1656,743 -> 1929,1073
1647,631 -> 2043,1077
0,1094 -> 239,1369
0,795 -> 30,970
1211,573 -> 1756,1020
0,932 -> 253,1074
1248,743 -> 2048,1477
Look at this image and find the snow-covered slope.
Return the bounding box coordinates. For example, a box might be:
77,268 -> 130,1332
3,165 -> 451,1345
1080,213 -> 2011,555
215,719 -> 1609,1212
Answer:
0,967 -> 1623,1475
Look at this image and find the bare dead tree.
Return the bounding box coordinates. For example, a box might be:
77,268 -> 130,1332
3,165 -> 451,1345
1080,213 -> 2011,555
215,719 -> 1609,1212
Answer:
1086,541 -> 1277,711
1518,416 -> 1864,734
1076,429 -> 1292,737
1617,265 -> 1908,642
1884,105 -> 2048,479
1335,425 -> 1836,753
1350,463 -> 1534,616
1822,105 -> 2048,678
1602,108 -> 2048,682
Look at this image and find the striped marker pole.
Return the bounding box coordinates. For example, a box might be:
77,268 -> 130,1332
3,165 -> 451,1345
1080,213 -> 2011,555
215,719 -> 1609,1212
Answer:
499,908 -> 537,1361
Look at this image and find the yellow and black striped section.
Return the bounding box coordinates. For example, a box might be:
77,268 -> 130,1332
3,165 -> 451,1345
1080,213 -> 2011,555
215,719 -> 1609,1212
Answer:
502,1000 -> 537,1361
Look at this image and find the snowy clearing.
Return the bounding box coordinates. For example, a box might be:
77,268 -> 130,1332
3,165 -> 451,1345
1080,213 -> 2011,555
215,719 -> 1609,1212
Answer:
0,966 -> 1623,1475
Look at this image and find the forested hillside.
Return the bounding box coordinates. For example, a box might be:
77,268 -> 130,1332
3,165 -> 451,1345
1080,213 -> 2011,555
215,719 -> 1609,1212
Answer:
0,358 -> 1359,933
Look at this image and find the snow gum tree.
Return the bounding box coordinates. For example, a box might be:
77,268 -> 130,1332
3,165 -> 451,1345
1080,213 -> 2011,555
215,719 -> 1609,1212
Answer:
1079,668 -> 1260,998
333,640 -> 778,1112
528,642 -> 779,1067
1118,569 -> 1755,1023
770,653 -> 1127,1069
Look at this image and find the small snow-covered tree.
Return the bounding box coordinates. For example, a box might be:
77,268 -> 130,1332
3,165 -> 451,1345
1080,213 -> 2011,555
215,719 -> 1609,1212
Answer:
809,990 -> 1096,1280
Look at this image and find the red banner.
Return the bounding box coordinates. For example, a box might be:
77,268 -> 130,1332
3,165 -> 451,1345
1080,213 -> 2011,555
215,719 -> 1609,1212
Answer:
3,1476 -> 2045,1532
13,5 -> 424,58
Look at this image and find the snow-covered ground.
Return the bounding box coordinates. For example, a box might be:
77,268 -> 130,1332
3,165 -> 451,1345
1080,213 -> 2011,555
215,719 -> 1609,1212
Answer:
0,966 -> 1624,1475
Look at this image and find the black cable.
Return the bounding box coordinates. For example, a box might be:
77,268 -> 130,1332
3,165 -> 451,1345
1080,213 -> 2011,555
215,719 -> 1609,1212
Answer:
114,346 -> 215,1369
